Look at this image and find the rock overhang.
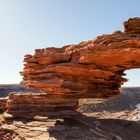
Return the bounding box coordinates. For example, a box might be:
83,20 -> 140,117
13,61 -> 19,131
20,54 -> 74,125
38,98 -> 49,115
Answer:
21,17 -> 140,99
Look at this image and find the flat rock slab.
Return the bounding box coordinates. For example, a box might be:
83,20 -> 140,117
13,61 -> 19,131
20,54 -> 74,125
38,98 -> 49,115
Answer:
1,114 -> 140,140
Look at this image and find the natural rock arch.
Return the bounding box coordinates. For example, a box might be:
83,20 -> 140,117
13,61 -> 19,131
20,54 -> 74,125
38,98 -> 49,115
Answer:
21,18 -> 140,98
5,18 -> 140,117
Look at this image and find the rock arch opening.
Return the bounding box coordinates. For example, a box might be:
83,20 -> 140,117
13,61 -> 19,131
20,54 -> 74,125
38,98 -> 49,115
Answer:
122,69 -> 140,87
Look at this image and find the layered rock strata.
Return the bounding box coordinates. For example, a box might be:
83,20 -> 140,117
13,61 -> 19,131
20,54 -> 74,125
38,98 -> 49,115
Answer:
4,92 -> 78,119
0,97 -> 8,112
21,18 -> 140,98
124,17 -> 140,35
16,17 -> 140,115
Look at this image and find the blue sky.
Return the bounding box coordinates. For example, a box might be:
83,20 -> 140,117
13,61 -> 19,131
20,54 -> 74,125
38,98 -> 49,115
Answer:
0,0 -> 140,86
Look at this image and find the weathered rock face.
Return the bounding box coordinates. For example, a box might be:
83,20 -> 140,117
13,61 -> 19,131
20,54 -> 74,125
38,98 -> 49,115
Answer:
0,97 -> 8,112
21,18 -> 140,99
4,92 -> 78,119
124,17 -> 140,35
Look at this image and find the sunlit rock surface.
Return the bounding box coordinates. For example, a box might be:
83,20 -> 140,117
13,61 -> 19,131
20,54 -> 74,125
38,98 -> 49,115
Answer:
21,17 -> 140,99
1,18 -> 140,140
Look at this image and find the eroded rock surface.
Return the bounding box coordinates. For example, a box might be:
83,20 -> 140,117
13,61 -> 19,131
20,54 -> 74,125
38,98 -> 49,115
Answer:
1,115 -> 140,140
1,87 -> 140,139
21,17 -> 140,99
1,17 -> 140,140
4,92 -> 78,119
0,128 -> 25,140
0,97 -> 8,112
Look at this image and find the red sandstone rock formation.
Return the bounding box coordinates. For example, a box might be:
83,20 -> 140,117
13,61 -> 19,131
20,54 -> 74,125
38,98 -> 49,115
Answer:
21,18 -> 140,99
5,92 -> 78,119
3,17 -> 140,119
1,18 -> 140,140
0,98 -> 8,112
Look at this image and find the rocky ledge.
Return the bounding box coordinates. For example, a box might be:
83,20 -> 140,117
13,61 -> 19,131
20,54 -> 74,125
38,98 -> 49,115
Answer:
1,87 -> 140,140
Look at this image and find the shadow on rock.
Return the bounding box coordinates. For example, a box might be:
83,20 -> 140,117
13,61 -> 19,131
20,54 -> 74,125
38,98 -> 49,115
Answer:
47,112 -> 140,140
79,88 -> 140,113
1,111 -> 140,140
